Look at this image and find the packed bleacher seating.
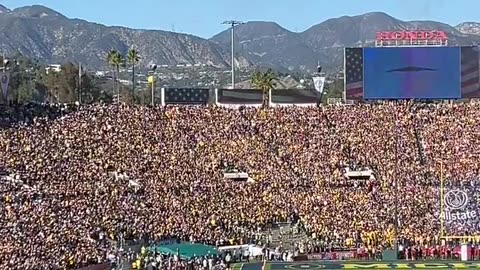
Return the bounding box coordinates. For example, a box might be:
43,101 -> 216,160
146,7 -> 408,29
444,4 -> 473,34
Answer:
1,101 -> 480,269
0,103 -> 78,129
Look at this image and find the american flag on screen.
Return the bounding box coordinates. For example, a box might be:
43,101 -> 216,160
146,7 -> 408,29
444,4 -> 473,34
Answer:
345,48 -> 364,99
461,46 -> 480,98
164,88 -> 209,104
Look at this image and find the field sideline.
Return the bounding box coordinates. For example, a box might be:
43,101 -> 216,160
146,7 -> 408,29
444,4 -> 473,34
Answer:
232,260 -> 480,269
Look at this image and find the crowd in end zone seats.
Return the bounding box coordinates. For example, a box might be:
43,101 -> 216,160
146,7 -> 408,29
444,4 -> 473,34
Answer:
1,102 -> 480,269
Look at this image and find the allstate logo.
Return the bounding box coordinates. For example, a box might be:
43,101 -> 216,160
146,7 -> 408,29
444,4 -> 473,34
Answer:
444,189 -> 469,210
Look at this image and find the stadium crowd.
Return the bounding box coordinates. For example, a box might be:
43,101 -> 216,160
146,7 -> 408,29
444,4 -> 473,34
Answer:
1,101 -> 480,269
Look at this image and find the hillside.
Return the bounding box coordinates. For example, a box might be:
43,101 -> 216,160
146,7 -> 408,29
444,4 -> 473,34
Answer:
1,5 -> 479,72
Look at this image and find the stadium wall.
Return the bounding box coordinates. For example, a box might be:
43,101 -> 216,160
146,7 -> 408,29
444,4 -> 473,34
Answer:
160,88 -> 320,106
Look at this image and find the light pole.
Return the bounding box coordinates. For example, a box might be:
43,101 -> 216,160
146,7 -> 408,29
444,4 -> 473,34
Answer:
222,20 -> 244,89
148,65 -> 157,107
148,75 -> 155,107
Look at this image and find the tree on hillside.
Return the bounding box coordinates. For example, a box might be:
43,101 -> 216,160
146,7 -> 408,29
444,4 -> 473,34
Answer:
2,53 -> 105,104
42,70 -> 60,103
58,63 -> 81,103
40,63 -> 102,104
127,48 -> 140,103
321,78 -> 344,104
11,75 -> 34,104
7,56 -> 41,104
251,69 -> 277,107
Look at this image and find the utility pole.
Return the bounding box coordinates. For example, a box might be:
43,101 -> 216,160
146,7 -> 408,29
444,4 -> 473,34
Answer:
78,62 -> 82,104
1,49 -> 4,104
222,20 -> 244,89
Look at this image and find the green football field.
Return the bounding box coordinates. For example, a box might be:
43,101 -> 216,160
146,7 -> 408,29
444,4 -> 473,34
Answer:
232,260 -> 480,269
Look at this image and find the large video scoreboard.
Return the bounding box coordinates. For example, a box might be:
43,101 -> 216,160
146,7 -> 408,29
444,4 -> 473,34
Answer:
345,46 -> 480,100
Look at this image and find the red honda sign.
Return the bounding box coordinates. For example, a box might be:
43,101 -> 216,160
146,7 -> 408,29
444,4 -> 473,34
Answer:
376,30 -> 448,41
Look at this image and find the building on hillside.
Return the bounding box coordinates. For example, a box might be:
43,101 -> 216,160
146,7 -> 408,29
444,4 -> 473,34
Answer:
45,64 -> 61,74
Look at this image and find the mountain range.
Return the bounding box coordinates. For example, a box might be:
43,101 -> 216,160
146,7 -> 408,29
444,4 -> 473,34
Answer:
1,4 -> 480,73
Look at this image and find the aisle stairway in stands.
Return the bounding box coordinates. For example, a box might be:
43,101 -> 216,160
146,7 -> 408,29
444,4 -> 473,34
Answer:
410,104 -> 427,165
414,124 -> 427,165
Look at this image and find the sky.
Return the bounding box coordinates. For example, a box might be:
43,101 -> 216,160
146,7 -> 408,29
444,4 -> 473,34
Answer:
2,0 -> 480,38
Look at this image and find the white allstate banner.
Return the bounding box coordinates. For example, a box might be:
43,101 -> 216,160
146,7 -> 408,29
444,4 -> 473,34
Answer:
442,185 -> 480,236
313,76 -> 326,93
1,72 -> 10,100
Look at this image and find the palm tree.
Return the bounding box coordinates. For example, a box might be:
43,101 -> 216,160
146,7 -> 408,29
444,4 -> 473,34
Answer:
106,49 -> 124,103
113,52 -> 124,103
127,48 -> 140,103
107,49 -> 118,101
251,69 -> 277,107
